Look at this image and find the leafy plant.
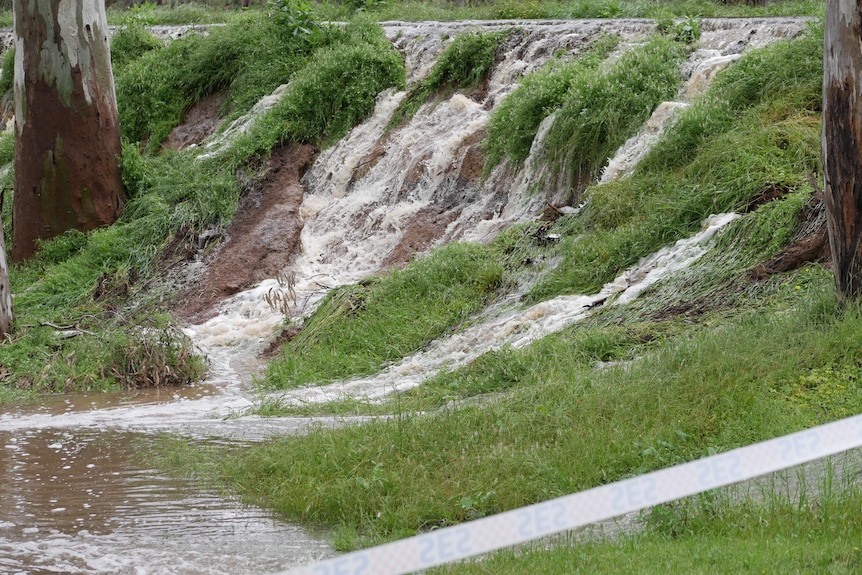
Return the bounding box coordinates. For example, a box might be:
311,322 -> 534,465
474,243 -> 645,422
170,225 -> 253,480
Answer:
267,0 -> 321,45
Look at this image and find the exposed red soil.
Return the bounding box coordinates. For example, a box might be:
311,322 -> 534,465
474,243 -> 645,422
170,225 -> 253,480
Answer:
173,143 -> 317,324
163,93 -> 228,151
381,130 -> 487,268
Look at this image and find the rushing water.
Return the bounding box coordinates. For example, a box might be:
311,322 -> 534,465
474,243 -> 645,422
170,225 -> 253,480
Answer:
1,18 -> 812,574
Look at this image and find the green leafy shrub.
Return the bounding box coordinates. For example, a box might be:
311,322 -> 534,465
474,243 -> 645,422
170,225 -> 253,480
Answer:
267,0 -> 321,44
490,0 -> 550,20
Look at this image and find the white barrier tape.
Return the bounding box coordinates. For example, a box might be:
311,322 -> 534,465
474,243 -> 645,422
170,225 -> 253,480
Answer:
278,413 -> 862,575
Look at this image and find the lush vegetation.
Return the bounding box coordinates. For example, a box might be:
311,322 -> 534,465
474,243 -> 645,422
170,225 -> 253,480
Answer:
528,24 -> 822,300
389,29 -> 511,128
484,33 -> 620,169
155,21 -> 862,573
267,243 -> 503,387
0,8 -> 404,395
1,0 -> 857,572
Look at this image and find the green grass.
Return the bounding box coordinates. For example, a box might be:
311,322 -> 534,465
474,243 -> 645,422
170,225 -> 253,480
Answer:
0,15 -> 404,395
389,29 -> 511,128
484,33 -> 620,169
3,4 -> 855,570
540,34 -> 687,192
313,0 -> 825,21
266,242 -> 503,388
155,22 -> 857,557
200,286 -> 862,544
528,27 -> 822,301
433,490 -> 862,574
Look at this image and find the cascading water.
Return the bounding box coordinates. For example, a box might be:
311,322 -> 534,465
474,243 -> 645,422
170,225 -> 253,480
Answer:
0,18 -> 812,574
188,17 -> 811,352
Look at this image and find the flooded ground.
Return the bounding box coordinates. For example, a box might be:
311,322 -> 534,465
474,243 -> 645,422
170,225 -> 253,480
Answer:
0,351 -> 337,575
0,428 -> 330,575
0,17 -> 815,573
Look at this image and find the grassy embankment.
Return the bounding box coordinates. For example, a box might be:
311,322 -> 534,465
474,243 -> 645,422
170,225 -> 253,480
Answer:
0,10 -> 404,400
157,18 -> 862,572
1,0 -> 859,570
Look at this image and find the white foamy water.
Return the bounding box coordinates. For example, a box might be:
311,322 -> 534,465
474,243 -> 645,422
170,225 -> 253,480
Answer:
268,213 -> 739,405
190,18 -> 808,351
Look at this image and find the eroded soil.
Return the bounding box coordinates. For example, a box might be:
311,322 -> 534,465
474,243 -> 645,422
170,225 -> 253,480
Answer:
173,143 -> 317,324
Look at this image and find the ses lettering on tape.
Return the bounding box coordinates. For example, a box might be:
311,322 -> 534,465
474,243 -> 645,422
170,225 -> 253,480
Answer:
417,526 -> 472,566
278,413 -> 862,575
608,475 -> 659,513
309,553 -> 370,575
514,500 -> 568,539
695,452 -> 745,490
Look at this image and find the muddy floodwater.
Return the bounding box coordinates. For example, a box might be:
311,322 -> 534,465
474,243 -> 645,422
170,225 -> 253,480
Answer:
0,373 -> 333,575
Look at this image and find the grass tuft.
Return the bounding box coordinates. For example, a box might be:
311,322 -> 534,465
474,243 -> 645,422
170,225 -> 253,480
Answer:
389,29 -> 511,128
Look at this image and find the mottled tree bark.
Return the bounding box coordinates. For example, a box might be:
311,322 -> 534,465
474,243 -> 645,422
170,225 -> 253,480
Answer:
822,0 -> 862,305
11,0 -> 124,262
0,223 -> 11,335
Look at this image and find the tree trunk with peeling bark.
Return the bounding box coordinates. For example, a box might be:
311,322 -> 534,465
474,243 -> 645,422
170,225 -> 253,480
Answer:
823,0 -> 862,305
11,0 -> 124,262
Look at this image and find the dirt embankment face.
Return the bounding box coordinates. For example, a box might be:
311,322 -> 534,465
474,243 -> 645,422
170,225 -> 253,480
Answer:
173,143 -> 317,324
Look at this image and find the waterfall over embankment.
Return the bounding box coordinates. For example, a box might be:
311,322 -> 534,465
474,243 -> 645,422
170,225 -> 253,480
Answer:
187,17 -> 811,352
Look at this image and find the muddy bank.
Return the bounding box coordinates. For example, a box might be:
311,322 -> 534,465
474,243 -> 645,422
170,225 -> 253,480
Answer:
173,143 -> 316,324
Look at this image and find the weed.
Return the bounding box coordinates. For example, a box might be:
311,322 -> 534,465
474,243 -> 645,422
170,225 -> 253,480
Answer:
110,324 -> 205,389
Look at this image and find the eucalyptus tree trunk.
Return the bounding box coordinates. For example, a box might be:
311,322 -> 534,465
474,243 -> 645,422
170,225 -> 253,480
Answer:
11,0 -> 124,262
822,0 -> 862,305
0,227 -> 11,335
